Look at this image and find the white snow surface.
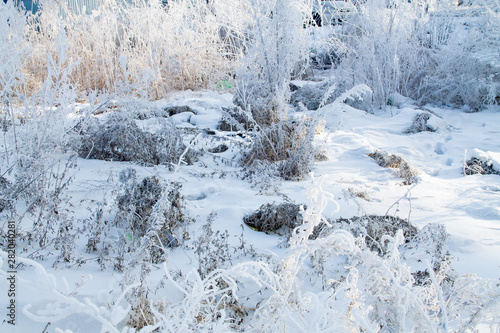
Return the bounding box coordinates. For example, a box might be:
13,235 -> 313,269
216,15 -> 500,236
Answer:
1,90 -> 499,332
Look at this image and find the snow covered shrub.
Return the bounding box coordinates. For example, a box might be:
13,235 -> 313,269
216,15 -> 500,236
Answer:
0,177 -> 12,214
369,150 -> 419,185
78,112 -> 190,167
243,118 -> 316,180
330,0 -> 431,108
195,213 -> 234,279
243,202 -> 306,236
114,172 -> 189,264
234,0 -> 311,124
79,114 -> 158,163
123,219 -> 260,332
1,151 -> 78,264
404,112 -> 435,134
312,215 -> 419,255
124,263 -> 158,331
328,0 -> 499,109
416,0 -> 500,110
464,157 -> 500,175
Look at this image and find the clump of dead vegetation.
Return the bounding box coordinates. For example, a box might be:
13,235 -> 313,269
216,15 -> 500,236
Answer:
243,202 -> 306,236
311,215 -> 419,255
242,119 -> 316,180
85,169 -> 191,269
78,113 -> 193,167
115,172 -> 189,262
464,157 -> 500,175
368,150 -> 418,185
404,112 -> 435,134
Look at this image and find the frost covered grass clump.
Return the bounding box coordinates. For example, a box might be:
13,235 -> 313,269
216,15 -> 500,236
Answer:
369,150 -> 419,185
404,112 -> 436,134
242,119 -> 316,180
116,174 -> 185,242
464,157 -> 500,175
312,215 -> 419,255
243,202 -> 306,236
85,170 -> 191,270
78,112 -> 191,167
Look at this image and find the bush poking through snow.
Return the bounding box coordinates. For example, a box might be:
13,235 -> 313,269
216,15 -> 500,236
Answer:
243,202 -> 306,236
234,0 -> 311,125
115,172 -> 189,264
79,113 -> 191,168
243,119 -> 315,180
312,215 -> 418,256
195,213 -> 233,279
404,112 -> 435,134
79,114 -> 156,163
464,157 -> 500,176
369,150 -> 418,185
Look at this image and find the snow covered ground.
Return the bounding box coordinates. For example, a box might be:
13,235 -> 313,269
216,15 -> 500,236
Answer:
1,89 -> 499,332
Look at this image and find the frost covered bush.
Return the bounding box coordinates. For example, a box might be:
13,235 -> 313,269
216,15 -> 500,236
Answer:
403,223 -> 451,285
0,115 -> 78,262
464,157 -> 500,175
312,215 -> 419,255
243,202 -> 306,236
329,0 -> 499,109
330,0 -> 431,108
0,1 -> 29,106
234,0 -> 311,124
85,171 -> 190,270
79,114 -> 157,163
242,118 -> 316,180
114,172 -> 189,264
78,112 -> 190,167
195,214 -> 233,279
0,16 -> 80,258
404,112 -> 435,134
416,0 -> 500,110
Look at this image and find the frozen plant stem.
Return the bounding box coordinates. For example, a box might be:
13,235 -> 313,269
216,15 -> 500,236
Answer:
426,260 -> 449,331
